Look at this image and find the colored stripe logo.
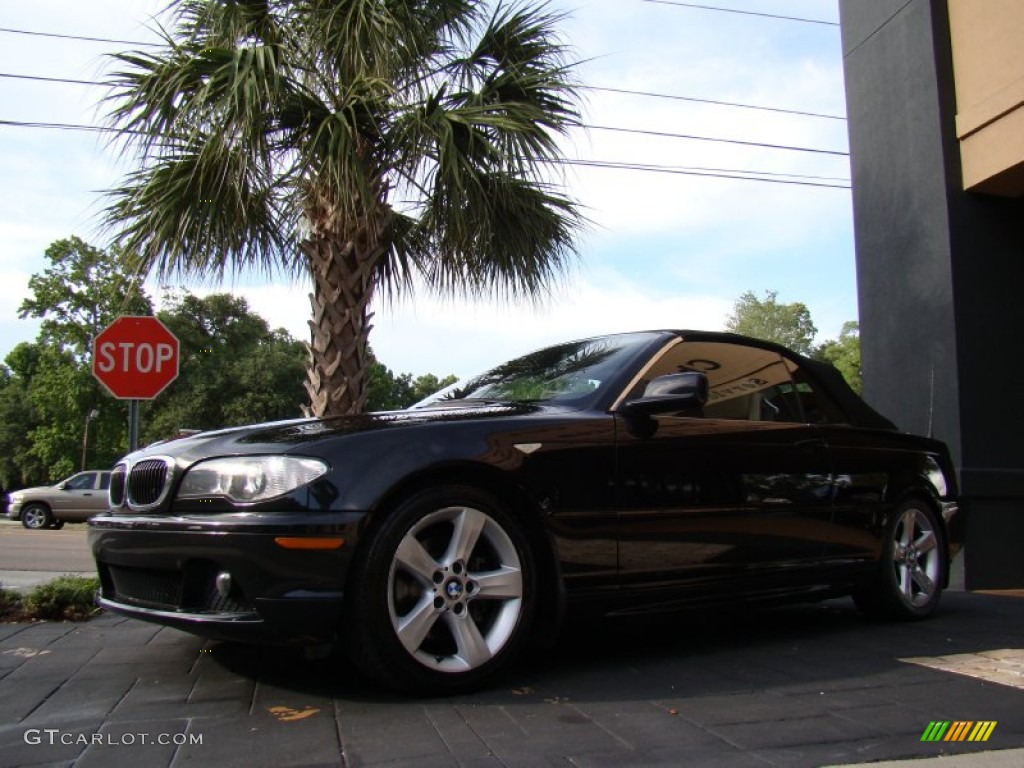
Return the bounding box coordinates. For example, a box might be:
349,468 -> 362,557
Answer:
921,721 -> 997,742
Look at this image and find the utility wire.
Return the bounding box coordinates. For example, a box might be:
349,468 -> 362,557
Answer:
0,118 -> 850,188
560,158 -> 849,189
0,26 -> 157,46
640,1 -> 839,26
585,124 -> 848,157
0,72 -> 102,87
584,86 -> 844,121
0,70 -> 846,122
0,27 -> 847,121
0,119 -> 112,134
565,158 -> 848,183
0,115 -> 848,158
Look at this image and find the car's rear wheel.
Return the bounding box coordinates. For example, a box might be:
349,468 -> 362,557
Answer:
346,486 -> 536,694
855,499 -> 945,619
21,503 -> 53,530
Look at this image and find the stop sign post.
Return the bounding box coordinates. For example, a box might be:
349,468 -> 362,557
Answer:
92,316 -> 180,450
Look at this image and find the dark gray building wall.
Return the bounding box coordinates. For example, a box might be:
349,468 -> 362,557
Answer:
840,0 -> 1024,588
839,0 -> 961,451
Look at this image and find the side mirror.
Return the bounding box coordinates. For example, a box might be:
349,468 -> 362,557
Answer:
619,372 -> 709,417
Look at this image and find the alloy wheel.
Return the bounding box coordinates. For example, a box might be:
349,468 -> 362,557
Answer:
21,506 -> 49,529
891,505 -> 941,608
387,505 -> 524,673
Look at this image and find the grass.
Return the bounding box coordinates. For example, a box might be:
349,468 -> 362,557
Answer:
0,575 -> 101,622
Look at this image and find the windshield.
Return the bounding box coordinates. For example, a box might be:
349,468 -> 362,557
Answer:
413,332 -> 663,408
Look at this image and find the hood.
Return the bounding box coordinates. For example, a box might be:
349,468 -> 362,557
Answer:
7,482 -> 60,497
126,401 -> 548,464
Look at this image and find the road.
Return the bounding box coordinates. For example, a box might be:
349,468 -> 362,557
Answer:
0,520 -> 95,586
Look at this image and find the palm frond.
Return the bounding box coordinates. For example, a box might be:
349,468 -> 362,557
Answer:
103,130 -> 294,280
418,172 -> 582,301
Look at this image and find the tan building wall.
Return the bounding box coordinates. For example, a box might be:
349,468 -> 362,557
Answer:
948,0 -> 1024,196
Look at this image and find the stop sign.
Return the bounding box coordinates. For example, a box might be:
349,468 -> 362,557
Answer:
92,316 -> 180,400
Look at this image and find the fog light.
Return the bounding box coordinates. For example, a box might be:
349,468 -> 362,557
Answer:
215,571 -> 232,598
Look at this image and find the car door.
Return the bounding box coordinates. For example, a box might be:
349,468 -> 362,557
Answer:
614,339 -> 833,601
783,363 -> 914,569
50,472 -> 98,517
80,472 -> 112,517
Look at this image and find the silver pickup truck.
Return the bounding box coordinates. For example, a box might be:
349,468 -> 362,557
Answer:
6,471 -> 112,529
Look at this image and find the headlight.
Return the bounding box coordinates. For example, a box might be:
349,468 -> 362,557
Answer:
924,456 -> 948,497
177,456 -> 328,503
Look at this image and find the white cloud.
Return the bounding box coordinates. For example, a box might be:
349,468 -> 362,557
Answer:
368,272 -> 733,377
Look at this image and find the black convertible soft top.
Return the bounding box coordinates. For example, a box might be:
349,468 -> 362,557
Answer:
671,330 -> 898,432
799,355 -> 897,431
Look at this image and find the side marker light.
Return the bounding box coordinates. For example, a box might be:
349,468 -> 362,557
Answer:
273,537 -> 345,550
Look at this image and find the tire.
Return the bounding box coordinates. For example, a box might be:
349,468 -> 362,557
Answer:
21,503 -> 53,530
855,499 -> 945,620
345,486 -> 536,694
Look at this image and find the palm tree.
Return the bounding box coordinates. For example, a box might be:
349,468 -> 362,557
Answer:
104,0 -> 583,416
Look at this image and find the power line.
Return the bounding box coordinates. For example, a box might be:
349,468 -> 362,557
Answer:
0,115 -> 849,158
584,86 -> 844,121
565,158 -> 848,183
561,159 -> 849,189
0,119 -> 112,134
0,118 -> 849,188
0,70 -> 847,123
584,124 -> 848,157
0,72 -> 102,87
0,116 -> 849,158
0,26 -> 847,122
640,1 -> 839,26
0,26 -> 157,47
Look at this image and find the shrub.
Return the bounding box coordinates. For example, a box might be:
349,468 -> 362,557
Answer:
0,585 -> 24,620
21,576 -> 100,621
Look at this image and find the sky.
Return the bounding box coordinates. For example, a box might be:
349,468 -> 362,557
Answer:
0,0 -> 852,380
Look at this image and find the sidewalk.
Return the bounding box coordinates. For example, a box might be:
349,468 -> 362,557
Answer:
1,589 -> 1023,767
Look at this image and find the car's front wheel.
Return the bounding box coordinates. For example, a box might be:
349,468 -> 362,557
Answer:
855,498 -> 945,619
346,486 -> 536,694
21,503 -> 53,530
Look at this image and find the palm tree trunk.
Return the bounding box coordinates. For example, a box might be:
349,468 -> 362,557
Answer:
303,198 -> 388,418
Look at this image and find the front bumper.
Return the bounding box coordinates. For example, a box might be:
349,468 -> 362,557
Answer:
88,511 -> 363,644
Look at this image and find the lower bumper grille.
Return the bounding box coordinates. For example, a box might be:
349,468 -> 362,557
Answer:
104,563 -> 253,613
108,565 -> 181,609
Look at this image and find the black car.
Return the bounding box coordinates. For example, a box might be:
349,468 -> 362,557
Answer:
89,330 -> 963,693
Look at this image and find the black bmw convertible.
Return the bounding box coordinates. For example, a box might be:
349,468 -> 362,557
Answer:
89,330 -> 963,693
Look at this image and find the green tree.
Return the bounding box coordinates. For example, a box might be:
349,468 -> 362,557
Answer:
0,343 -> 124,484
11,239 -> 153,479
365,354 -> 414,412
411,372 -> 459,403
23,347 -> 100,480
815,320 -> 862,393
144,292 -> 307,441
725,290 -> 818,355
0,350 -> 44,488
365,352 -> 457,411
104,0 -> 584,418
18,237 -> 151,360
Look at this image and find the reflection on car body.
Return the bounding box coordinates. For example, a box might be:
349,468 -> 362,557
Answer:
88,330 -> 963,693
